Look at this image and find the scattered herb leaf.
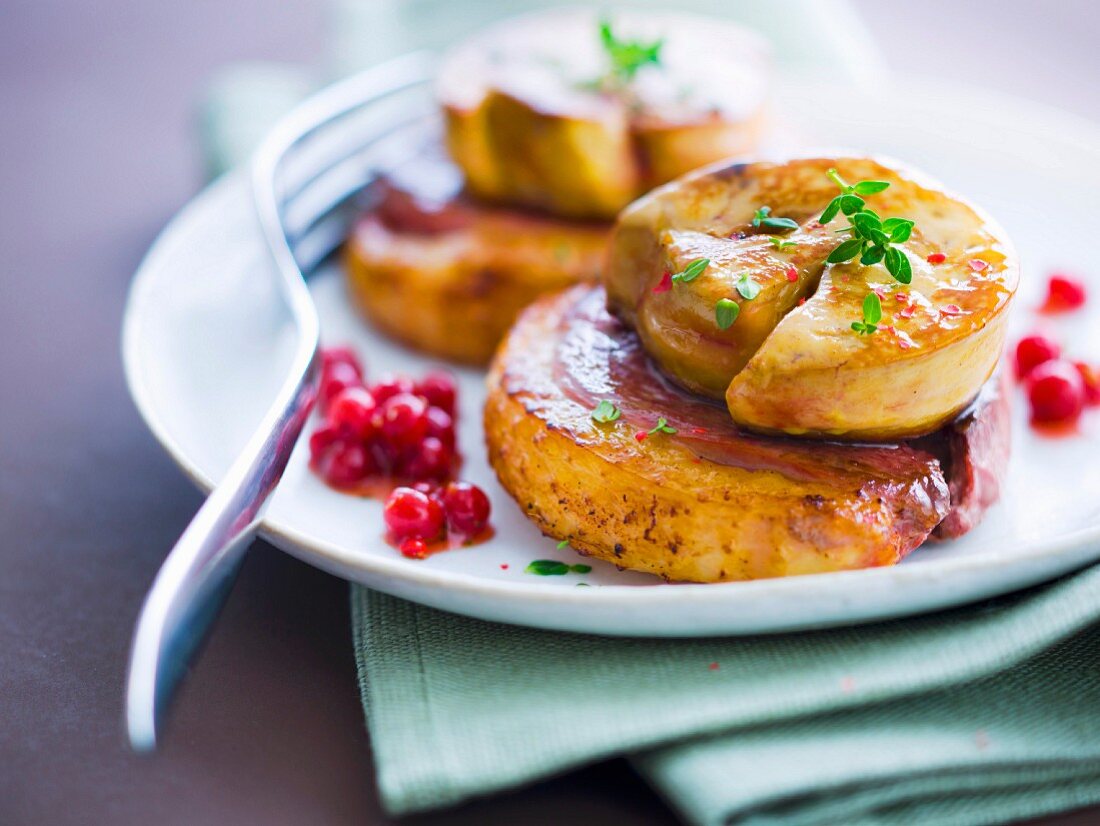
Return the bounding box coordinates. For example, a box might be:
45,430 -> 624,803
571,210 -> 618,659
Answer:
525,560 -> 571,576
648,417 -> 677,436
671,258 -> 710,284
556,539 -> 571,550
768,237 -> 798,251
599,18 -> 663,84
591,399 -> 622,424
716,297 -> 740,329
851,292 -> 882,335
525,559 -> 592,576
752,205 -> 799,233
735,273 -> 762,300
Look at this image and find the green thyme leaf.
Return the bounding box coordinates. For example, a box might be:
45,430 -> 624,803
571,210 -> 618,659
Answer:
853,180 -> 891,195
716,297 -> 740,329
827,238 -> 865,263
556,538 -> 571,550
525,559 -> 571,576
570,564 -> 592,574
671,257 -> 710,284
820,196 -> 843,224
736,273 -> 762,300
863,291 -> 883,325
839,194 -> 865,215
591,399 -> 622,424
860,245 -> 886,266
885,247 -> 913,284
852,292 -> 882,335
760,216 -> 799,232
882,217 -> 914,243
599,19 -> 663,83
647,416 -> 677,436
851,211 -> 883,237
753,205 -> 798,232
768,237 -> 797,251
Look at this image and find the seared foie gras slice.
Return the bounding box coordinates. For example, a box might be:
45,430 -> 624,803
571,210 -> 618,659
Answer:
438,9 -> 770,219
344,150 -> 607,365
483,285 -> 1012,583
606,156 -> 1019,440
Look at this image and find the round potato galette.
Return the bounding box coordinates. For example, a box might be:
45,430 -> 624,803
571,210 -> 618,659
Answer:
605,156 -> 1019,439
345,150 -> 607,365
438,9 -> 771,219
485,286 -> 1010,582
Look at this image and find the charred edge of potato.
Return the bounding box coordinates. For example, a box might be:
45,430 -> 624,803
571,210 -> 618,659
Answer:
484,288 -> 944,583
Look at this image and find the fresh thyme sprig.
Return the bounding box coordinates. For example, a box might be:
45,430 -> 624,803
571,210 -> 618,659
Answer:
768,237 -> 798,251
851,292 -> 882,335
599,18 -> 663,84
819,168 -> 914,284
820,169 -> 890,223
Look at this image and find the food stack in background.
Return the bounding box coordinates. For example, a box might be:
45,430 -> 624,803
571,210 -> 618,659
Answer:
344,8 -> 772,364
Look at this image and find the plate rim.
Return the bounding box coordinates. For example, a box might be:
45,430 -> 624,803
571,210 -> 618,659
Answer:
122,74 -> 1100,634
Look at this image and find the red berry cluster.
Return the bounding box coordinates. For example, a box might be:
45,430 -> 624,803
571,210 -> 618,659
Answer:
1011,274 -> 1097,427
308,347 -> 493,560
1015,332 -> 1099,427
384,482 -> 491,558
309,347 -> 459,489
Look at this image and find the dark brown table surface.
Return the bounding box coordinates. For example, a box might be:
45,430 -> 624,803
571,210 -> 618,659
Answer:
3,2 -> 1098,824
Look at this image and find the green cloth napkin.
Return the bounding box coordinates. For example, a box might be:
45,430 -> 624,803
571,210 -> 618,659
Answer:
353,573 -> 1100,824
197,4 -> 1100,822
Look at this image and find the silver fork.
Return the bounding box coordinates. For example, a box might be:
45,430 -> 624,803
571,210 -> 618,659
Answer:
125,52 -> 437,752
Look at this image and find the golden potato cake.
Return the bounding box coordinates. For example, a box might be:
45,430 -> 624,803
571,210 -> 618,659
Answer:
485,285 -> 1010,583
345,153 -> 608,365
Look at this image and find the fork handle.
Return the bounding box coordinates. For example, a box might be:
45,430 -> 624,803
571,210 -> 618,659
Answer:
125,356 -> 318,752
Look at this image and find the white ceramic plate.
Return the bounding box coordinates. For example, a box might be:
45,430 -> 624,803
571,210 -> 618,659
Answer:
123,78 -> 1100,636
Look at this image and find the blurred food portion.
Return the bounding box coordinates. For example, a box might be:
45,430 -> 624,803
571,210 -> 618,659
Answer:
438,8 -> 771,219
345,148 -> 606,365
